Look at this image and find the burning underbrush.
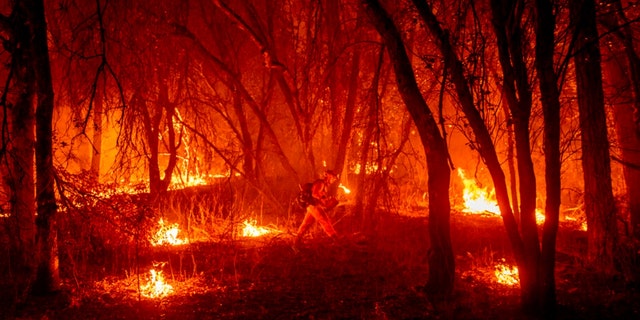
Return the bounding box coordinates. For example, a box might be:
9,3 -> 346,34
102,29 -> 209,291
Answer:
4,174 -> 638,319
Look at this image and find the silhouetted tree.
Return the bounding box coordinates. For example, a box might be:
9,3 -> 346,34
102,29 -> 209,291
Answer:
362,0 -> 455,295
570,0 -> 619,273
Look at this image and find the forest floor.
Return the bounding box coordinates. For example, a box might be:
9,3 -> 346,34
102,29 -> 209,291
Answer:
4,210 -> 640,320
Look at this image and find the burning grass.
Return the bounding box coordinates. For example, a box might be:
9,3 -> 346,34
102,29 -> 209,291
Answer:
3,187 -> 638,319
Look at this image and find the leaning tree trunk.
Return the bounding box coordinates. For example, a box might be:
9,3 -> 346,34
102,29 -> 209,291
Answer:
535,0 -> 562,314
30,0 -> 60,295
570,0 -> 618,273
362,0 -> 454,294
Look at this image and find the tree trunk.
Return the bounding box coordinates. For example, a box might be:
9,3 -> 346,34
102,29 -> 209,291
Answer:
603,0 -> 640,241
362,0 -> 454,294
30,0 -> 60,295
90,85 -> 103,183
535,0 -> 562,313
489,0 -> 541,311
232,85 -> 255,179
570,0 -> 618,273
601,29 -> 640,281
353,50 -> 381,228
412,1 -> 525,270
333,49 -> 360,179
5,0 -> 37,300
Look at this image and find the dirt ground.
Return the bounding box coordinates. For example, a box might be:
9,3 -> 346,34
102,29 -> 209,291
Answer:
4,211 -> 640,320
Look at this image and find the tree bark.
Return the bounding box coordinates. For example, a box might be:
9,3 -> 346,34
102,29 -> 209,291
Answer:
90,85 -> 104,183
489,0 -> 541,311
570,0 -> 618,273
601,30 -> 640,280
333,49 -> 360,180
412,1 -> 525,267
30,0 -> 61,294
353,49 -> 382,228
601,0 -> 640,241
535,0 -> 562,313
3,0 -> 37,300
362,0 -> 454,294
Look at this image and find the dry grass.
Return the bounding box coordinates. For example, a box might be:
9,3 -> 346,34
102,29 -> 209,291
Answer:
2,200 -> 639,319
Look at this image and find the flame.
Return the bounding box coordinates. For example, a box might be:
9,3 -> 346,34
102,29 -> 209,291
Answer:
140,268 -> 173,298
564,216 -> 588,231
457,168 -> 500,215
150,218 -> 187,246
494,260 -> 519,286
338,184 -> 351,194
241,219 -> 271,237
535,209 -> 545,225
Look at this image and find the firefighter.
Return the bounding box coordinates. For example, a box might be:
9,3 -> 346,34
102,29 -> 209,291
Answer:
293,169 -> 340,250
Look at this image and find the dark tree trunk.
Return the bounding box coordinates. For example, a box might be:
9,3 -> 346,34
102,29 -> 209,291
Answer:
489,0 -> 541,312
602,0 -> 640,242
333,49 -> 359,179
353,50 -> 382,228
139,72 -> 178,198
90,86 -> 103,183
232,85 -> 255,179
3,0 -> 37,301
570,0 -> 618,273
601,31 -> 640,281
30,0 -> 60,295
412,1 -> 524,267
535,0 -> 562,313
362,0 -> 454,294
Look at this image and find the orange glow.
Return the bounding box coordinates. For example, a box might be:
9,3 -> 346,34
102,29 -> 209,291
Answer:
457,168 -> 500,215
150,218 -> 187,246
241,219 -> 272,237
494,260 -> 519,286
140,268 -> 173,298
564,215 -> 588,231
535,209 -> 545,225
338,183 -> 351,194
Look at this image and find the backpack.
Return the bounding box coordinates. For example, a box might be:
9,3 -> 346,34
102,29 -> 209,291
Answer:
294,182 -> 314,210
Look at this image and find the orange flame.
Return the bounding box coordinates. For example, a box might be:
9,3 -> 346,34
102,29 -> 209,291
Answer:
338,184 -> 351,194
241,219 -> 271,237
457,168 -> 500,215
140,268 -> 173,298
494,260 -> 519,286
150,218 -> 187,246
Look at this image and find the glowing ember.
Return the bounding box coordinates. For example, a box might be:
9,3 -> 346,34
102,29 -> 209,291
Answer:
338,184 -> 351,194
140,268 -> 173,298
150,218 -> 187,246
494,260 -> 519,286
457,168 -> 500,215
241,219 -> 271,237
